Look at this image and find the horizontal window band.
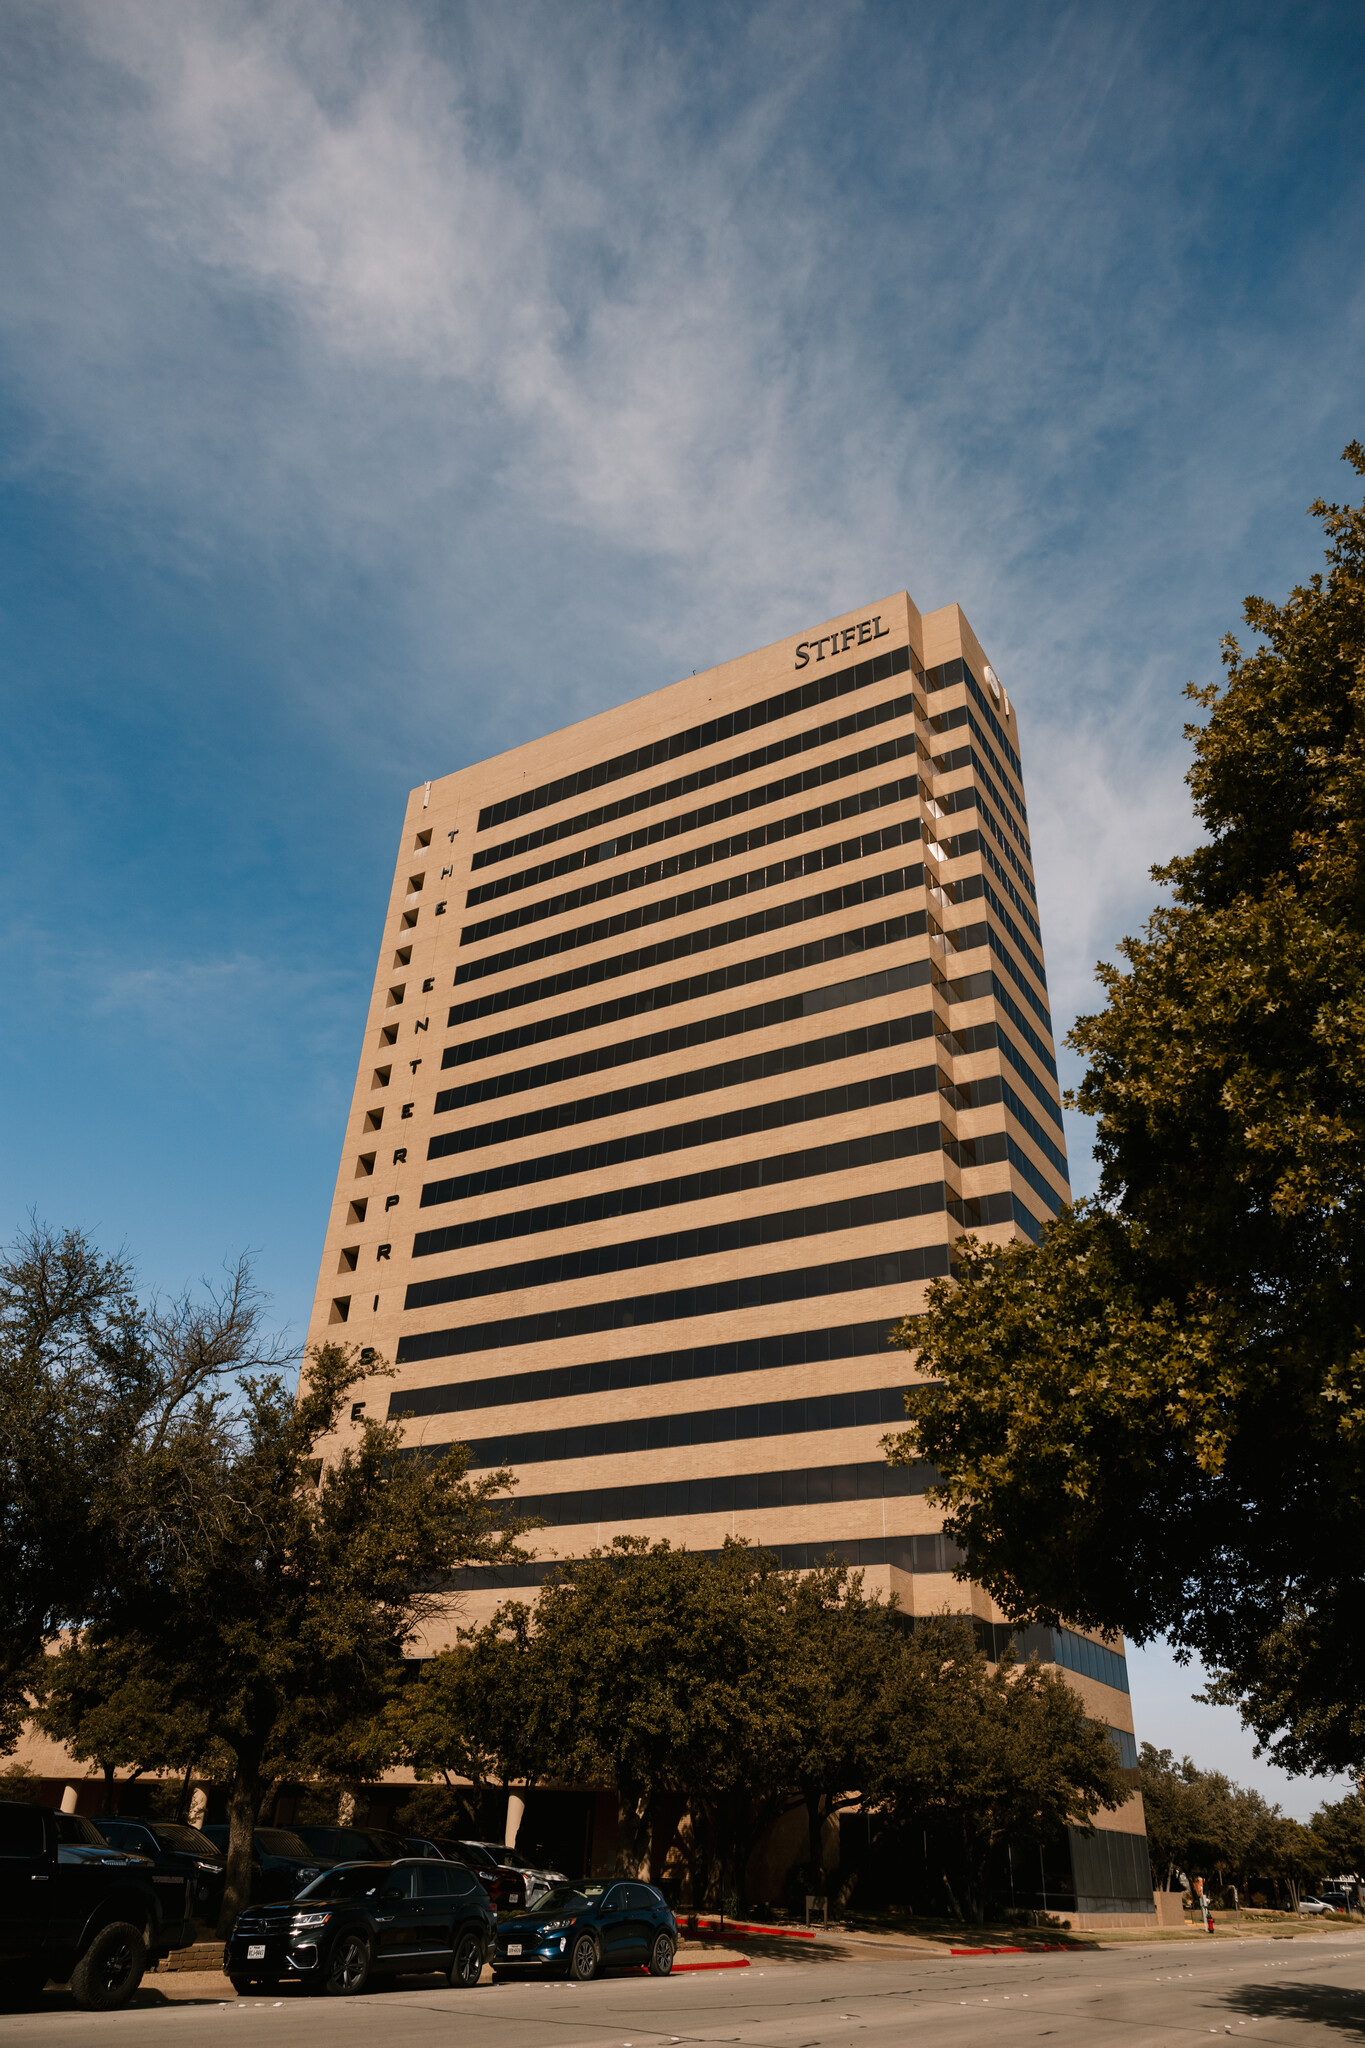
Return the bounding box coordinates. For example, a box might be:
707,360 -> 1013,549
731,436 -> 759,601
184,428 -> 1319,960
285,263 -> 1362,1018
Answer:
448,888 -> 928,1029
488,1457 -> 938,1528
936,785 -> 1037,905
428,1029 -> 941,1176
931,700 -> 1028,826
949,967 -> 1054,1075
956,874 -> 1047,992
468,716 -> 923,904
478,643 -> 915,833
926,657 -> 1024,780
404,1178 -> 953,1310
456,842 -> 926,983
937,745 -> 1031,861
438,1541 -> 967,1592
943,1128 -> 1068,1214
947,1018 -> 1062,1128
393,1243 -> 951,1364
948,919 -> 1052,1035
414,1118 -> 948,1253
387,1320 -> 896,1422
463,771 -> 924,942
441,944 -> 932,1086
943,828 -> 1040,936
956,1074 -> 1069,1178
414,1381 -> 912,1469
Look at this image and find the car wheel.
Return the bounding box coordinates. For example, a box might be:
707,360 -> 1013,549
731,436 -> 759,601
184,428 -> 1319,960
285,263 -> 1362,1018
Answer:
70,1922 -> 147,2011
449,1930 -> 485,1988
321,1933 -> 372,1997
568,1931 -> 601,1982
649,1932 -> 675,1977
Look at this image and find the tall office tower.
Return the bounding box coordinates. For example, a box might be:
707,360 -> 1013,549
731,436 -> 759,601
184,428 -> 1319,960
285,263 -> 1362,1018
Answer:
306,592 -> 1152,1919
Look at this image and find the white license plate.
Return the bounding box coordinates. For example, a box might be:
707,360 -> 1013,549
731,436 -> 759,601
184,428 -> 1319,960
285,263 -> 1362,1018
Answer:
506,1944 -> 522,1956
247,1945 -> 266,1960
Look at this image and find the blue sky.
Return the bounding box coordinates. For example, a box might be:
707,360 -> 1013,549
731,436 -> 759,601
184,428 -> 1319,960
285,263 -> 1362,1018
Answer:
2,0 -> 1362,1815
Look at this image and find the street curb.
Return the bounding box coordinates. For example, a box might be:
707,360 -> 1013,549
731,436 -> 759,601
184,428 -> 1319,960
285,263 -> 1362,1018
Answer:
672,1958 -> 752,1972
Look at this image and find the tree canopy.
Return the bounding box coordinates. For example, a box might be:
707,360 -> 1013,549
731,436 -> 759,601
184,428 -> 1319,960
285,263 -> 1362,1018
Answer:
92,1339 -> 530,1932
886,449 -> 1365,1775
0,1222 -> 284,1751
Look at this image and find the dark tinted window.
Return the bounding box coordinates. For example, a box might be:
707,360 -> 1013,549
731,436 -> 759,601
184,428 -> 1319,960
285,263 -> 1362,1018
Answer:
419,1863 -> 475,1899
54,1813 -> 106,1846
535,1883 -> 603,1915
255,1829 -> 314,1858
94,1820 -> 146,1850
297,1865 -> 390,1902
0,1804 -> 44,1856
382,1864 -> 420,1899
150,1823 -> 219,1857
601,1885 -> 627,1911
626,1884 -> 659,1910
297,1827 -> 378,1860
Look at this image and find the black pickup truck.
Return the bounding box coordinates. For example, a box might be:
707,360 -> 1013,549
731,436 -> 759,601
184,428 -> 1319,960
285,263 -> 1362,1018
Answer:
0,1800 -> 195,2009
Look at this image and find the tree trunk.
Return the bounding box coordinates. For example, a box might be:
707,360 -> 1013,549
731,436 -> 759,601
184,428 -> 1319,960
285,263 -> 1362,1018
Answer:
217,1755 -> 265,1938
805,1786 -> 825,1891
101,1763 -> 116,1814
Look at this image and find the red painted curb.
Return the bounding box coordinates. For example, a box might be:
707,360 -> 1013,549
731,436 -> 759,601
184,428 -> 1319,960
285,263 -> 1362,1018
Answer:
672,1958 -> 752,1973
948,1943 -> 1071,1955
687,1918 -> 816,1941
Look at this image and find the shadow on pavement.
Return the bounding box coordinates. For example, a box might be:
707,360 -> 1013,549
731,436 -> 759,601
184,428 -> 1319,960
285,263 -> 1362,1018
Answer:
1226,1980 -> 1365,2040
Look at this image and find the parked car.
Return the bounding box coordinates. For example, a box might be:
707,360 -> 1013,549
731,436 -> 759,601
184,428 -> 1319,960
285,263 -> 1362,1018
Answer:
291,1823 -> 410,1863
428,1837 -> 526,1911
92,1816 -> 225,1928
0,1800 -> 194,2011
492,1878 -> 677,1981
226,1857 -> 494,1995
202,1825 -> 335,1903
1298,1895 -> 1341,1915
495,1842 -> 569,1908
400,1834 -> 447,1860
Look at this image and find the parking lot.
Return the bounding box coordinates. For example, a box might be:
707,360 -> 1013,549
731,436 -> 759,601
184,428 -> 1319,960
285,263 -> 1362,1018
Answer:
5,1929 -> 1364,2048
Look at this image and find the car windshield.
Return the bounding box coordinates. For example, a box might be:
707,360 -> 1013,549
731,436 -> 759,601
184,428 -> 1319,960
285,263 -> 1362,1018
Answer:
296,1864 -> 391,1902
53,1814 -> 107,1847
152,1824 -> 220,1856
461,1841 -> 507,1865
532,1883 -> 605,1915
256,1829 -> 315,1859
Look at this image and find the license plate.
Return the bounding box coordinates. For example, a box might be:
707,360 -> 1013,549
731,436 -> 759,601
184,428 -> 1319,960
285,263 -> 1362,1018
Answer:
247,1945 -> 266,1960
507,1944 -> 522,1956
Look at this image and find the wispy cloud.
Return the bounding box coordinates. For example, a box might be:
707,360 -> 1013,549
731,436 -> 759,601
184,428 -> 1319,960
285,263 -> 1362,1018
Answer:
1,0 -> 1360,1224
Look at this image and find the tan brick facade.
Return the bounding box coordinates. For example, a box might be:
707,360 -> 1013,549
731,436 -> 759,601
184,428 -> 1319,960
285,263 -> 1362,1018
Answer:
305,592 -> 1139,1774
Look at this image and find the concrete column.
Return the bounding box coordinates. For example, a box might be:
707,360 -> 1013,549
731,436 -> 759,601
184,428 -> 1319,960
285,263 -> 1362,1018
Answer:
60,1785 -> 79,1814
188,1787 -> 208,1829
504,1791 -> 525,1849
337,1790 -> 355,1826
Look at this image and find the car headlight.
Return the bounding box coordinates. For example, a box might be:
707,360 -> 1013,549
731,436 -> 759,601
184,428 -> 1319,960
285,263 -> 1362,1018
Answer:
197,1860 -> 220,1871
539,1918 -> 574,1933
290,1912 -> 332,1928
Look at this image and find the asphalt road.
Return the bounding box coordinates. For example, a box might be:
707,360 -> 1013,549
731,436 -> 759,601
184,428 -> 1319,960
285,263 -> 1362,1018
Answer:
5,1932 -> 1364,2048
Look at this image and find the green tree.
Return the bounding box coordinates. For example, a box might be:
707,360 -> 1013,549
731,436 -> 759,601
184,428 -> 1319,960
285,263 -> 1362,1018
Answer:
0,1224 -> 278,1748
31,1634 -> 216,1813
387,1605 -> 552,1818
868,1616 -> 1125,1924
1311,1789 -> 1365,1883
527,1538 -> 800,1906
782,1563 -> 898,1895
101,1341 -> 529,1934
885,449 -> 1365,1773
